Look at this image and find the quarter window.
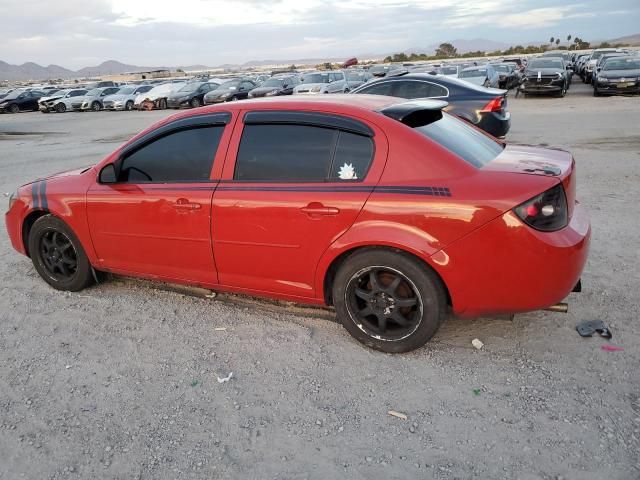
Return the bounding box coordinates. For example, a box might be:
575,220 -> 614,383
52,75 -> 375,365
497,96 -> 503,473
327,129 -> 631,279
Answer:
234,124 -> 374,182
393,81 -> 448,99
119,126 -> 223,183
356,82 -> 394,96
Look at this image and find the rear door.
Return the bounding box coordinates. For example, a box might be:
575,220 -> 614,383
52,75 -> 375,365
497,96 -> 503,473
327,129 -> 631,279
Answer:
87,113 -> 232,284
212,110 -> 387,298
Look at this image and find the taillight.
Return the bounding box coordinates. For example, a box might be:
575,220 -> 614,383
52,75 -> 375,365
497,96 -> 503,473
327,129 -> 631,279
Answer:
480,96 -> 504,113
514,183 -> 568,232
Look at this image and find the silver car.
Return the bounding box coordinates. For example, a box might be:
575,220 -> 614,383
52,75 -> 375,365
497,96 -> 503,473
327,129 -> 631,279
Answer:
458,65 -> 500,88
103,85 -> 153,111
294,71 -> 350,94
73,87 -> 121,111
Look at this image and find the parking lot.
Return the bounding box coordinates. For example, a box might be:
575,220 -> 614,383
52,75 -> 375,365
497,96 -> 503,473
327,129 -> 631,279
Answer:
1,80 -> 639,479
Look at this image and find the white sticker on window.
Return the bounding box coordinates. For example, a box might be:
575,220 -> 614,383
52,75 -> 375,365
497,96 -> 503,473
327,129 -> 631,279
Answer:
338,163 -> 357,180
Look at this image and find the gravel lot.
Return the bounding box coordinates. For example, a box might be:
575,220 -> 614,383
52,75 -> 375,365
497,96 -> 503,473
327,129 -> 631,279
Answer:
1,81 -> 639,480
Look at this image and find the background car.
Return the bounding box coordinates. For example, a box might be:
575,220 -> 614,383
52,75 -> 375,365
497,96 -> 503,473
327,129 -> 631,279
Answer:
344,70 -> 374,89
583,48 -> 623,83
73,87 -> 121,111
38,89 -> 88,113
491,63 -> 521,89
437,65 -> 461,77
351,72 -> 510,137
0,89 -> 44,113
133,82 -> 186,110
167,81 -> 220,109
458,65 -> 500,88
294,71 -> 350,94
593,56 -> 640,96
103,85 -> 153,111
519,57 -> 570,97
248,75 -> 300,98
203,79 -> 256,104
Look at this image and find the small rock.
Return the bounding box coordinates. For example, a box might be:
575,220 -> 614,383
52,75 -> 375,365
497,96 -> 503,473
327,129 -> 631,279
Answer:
409,426 -> 416,433
105,446 -> 112,452
365,456 -> 373,463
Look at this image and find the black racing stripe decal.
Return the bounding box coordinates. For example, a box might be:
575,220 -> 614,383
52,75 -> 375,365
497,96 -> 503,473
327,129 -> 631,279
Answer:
32,182 -> 39,209
39,180 -> 48,209
130,184 -> 452,197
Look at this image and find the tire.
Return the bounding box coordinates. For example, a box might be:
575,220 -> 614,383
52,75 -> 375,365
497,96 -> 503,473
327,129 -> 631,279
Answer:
8,104 -> 19,113
332,249 -> 447,353
55,103 -> 66,113
28,215 -> 94,292
125,100 -> 133,111
190,97 -> 201,108
557,87 -> 566,98
158,98 -> 167,109
91,101 -> 101,111
593,88 -> 600,97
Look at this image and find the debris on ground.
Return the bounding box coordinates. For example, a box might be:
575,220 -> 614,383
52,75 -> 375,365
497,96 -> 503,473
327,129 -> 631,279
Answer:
191,379 -> 199,387
388,410 -> 408,420
601,344 -> 624,352
217,372 -> 233,383
473,389 -> 482,396
214,327 -> 227,331
472,339 -> 484,350
205,292 -> 217,299
576,320 -> 612,339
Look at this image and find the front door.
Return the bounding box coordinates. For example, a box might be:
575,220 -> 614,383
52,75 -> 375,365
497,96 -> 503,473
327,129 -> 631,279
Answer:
87,121 -> 228,284
212,112 -> 386,298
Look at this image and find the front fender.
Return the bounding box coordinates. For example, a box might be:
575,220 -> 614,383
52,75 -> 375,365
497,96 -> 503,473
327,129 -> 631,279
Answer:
314,220 -> 443,302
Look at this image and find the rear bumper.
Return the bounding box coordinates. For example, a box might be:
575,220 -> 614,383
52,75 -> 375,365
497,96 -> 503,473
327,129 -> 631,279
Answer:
435,202 -> 590,318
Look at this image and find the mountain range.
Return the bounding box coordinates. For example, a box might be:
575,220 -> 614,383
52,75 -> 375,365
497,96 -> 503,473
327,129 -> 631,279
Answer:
2,34 -> 638,81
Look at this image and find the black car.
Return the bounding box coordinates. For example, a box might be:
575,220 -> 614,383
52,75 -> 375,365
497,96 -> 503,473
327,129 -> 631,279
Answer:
203,79 -> 257,104
248,75 -> 299,98
351,72 -> 510,137
593,56 -> 640,96
167,81 -> 219,108
518,57 -> 570,97
0,89 -> 44,113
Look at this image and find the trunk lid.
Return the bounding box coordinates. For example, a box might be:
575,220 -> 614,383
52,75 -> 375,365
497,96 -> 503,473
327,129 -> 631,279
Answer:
484,144 -> 576,217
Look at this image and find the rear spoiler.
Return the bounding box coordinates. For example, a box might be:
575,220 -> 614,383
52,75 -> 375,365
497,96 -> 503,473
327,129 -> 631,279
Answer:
378,99 -> 448,128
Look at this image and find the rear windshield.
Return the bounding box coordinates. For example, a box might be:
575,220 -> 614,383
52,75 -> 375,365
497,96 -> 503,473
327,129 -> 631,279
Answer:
415,114 -> 503,168
459,69 -> 486,78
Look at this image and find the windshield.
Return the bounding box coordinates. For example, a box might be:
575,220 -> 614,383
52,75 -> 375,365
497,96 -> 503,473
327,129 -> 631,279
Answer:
459,69 -> 486,78
3,89 -> 25,100
178,83 -> 202,93
86,88 -> 102,96
116,87 -> 136,95
592,50 -> 616,60
261,78 -> 285,88
416,114 -> 503,168
528,59 -> 563,69
215,80 -> 240,91
603,58 -> 640,70
440,67 -> 458,75
493,65 -> 510,73
302,73 -> 330,84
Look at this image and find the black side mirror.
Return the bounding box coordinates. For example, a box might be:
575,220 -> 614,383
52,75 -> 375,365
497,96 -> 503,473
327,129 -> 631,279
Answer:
99,164 -> 117,184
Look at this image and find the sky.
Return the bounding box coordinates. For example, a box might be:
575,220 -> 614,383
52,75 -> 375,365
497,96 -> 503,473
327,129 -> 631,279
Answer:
1,0 -> 639,69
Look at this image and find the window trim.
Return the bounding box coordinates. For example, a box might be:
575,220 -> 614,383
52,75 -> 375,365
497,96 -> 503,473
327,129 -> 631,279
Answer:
243,111 -> 374,137
231,121 -> 376,184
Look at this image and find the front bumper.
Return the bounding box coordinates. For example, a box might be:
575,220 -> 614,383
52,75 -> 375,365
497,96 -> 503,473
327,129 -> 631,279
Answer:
520,81 -> 563,94
435,201 -> 590,317
595,80 -> 640,94
103,102 -> 125,110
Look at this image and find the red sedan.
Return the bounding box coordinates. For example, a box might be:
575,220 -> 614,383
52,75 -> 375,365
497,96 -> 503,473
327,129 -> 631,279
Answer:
5,96 -> 590,352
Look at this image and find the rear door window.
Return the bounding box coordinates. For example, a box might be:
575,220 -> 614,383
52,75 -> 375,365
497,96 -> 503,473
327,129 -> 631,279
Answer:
234,124 -> 374,182
356,82 -> 394,96
120,126 -> 224,183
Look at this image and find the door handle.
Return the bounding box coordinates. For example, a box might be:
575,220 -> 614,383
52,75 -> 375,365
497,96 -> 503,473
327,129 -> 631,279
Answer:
300,202 -> 340,216
173,198 -> 201,210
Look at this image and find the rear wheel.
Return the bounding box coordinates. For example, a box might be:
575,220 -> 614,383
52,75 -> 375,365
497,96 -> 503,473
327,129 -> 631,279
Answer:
28,215 -> 94,291
158,98 -> 167,109
332,249 -> 446,353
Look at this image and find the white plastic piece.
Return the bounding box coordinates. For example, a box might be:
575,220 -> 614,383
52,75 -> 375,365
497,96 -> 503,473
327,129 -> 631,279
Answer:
217,372 -> 233,383
471,339 -> 484,350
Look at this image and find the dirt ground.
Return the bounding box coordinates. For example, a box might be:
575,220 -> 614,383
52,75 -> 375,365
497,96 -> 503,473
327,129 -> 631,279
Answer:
0,80 -> 639,480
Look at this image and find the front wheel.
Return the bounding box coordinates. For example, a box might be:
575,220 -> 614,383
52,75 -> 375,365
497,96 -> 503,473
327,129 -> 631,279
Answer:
158,98 -> 167,109
125,100 -> 134,111
9,104 -> 19,113
332,249 -> 447,353
28,215 -> 94,291
190,97 -> 201,108
55,103 -> 66,113
91,101 -> 101,111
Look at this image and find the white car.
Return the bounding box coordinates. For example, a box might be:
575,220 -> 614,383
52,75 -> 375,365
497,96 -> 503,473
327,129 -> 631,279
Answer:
133,81 -> 186,110
103,85 -> 153,111
294,71 -> 350,94
38,89 -> 88,113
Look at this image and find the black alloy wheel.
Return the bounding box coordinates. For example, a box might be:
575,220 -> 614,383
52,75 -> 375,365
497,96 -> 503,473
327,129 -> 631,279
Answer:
9,104 -> 19,113
190,97 -> 201,108
55,103 -> 66,113
333,249 -> 446,353
91,101 -> 101,111
125,100 -> 134,111
28,215 -> 94,291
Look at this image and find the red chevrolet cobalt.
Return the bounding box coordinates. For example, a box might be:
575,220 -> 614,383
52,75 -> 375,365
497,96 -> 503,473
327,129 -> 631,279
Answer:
5,96 -> 590,352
